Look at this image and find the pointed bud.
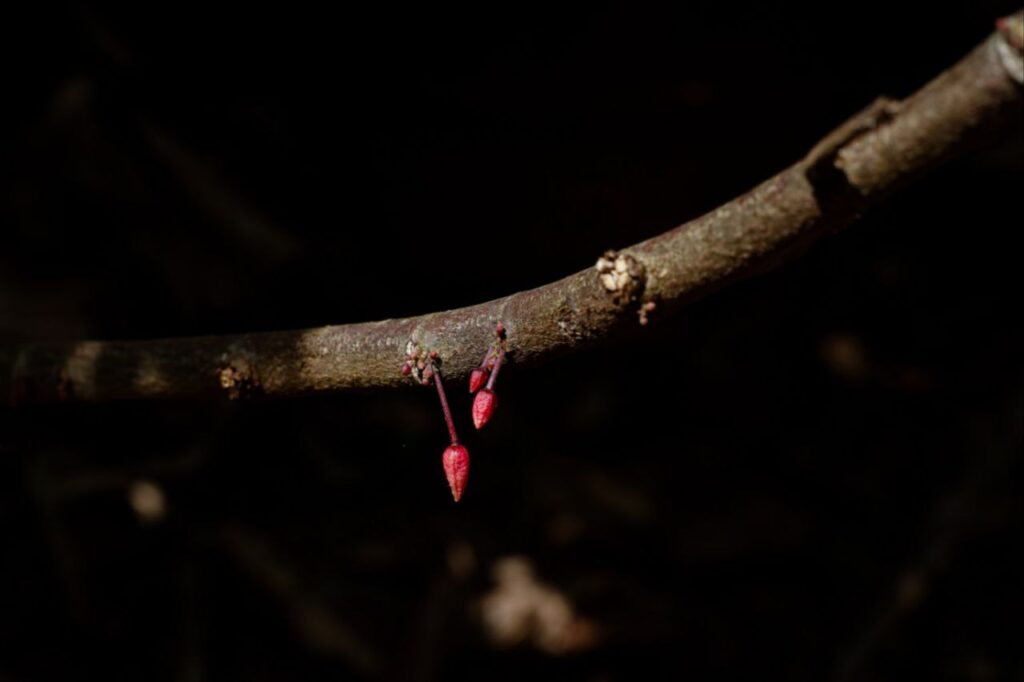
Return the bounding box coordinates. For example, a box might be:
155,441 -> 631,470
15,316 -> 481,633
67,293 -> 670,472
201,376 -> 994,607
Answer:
442,444 -> 470,502
469,368 -> 489,393
472,388 -> 497,429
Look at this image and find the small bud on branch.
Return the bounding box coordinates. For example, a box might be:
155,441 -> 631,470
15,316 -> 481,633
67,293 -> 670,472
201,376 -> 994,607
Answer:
469,367 -> 488,393
472,388 -> 497,429
472,346 -> 504,429
430,361 -> 471,502
442,444 -> 470,502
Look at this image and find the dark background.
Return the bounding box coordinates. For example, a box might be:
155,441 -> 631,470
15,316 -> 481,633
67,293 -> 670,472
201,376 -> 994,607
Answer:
1,3 -> 1021,680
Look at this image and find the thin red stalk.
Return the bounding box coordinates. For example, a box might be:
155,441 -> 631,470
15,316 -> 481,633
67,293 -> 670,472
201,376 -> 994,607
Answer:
485,348 -> 505,391
432,364 -> 459,444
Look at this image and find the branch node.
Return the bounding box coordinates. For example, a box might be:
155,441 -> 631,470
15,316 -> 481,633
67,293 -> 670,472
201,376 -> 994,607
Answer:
595,250 -> 647,305
402,340 -> 439,385
997,12 -> 1024,51
996,12 -> 1024,84
218,352 -> 259,400
805,97 -> 902,189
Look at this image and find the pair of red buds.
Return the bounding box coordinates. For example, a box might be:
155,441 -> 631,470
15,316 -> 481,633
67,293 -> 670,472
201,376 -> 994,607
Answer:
402,323 -> 507,502
469,321 -> 505,430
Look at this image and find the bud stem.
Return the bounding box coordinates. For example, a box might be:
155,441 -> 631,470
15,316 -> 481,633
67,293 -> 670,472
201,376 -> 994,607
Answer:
432,363 -> 459,445
485,347 -> 505,391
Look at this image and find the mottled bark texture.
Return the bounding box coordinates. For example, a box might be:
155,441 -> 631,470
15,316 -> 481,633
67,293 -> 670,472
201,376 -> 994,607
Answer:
4,16 -> 1022,406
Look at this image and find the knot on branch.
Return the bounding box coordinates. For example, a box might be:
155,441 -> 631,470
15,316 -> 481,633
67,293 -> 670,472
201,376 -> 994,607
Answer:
218,354 -> 259,400
595,250 -> 646,305
804,97 -> 902,199
402,341 -> 438,385
997,12 -> 1024,51
996,12 -> 1024,84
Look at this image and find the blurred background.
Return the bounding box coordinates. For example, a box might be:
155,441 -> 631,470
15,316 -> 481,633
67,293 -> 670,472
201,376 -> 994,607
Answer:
1,2 -> 1021,680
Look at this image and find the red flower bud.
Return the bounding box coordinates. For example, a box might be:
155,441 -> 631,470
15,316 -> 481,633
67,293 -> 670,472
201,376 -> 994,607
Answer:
442,444 -> 470,502
469,368 -> 489,393
472,388 -> 497,429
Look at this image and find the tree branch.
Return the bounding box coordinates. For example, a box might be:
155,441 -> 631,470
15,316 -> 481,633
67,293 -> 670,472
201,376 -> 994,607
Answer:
5,15 -> 1022,406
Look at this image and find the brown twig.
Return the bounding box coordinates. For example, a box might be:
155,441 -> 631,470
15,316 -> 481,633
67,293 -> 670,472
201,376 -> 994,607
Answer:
3,15 -> 1022,406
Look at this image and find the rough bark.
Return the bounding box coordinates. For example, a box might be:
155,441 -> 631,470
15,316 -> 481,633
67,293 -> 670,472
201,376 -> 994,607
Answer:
4,16 -> 1022,406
